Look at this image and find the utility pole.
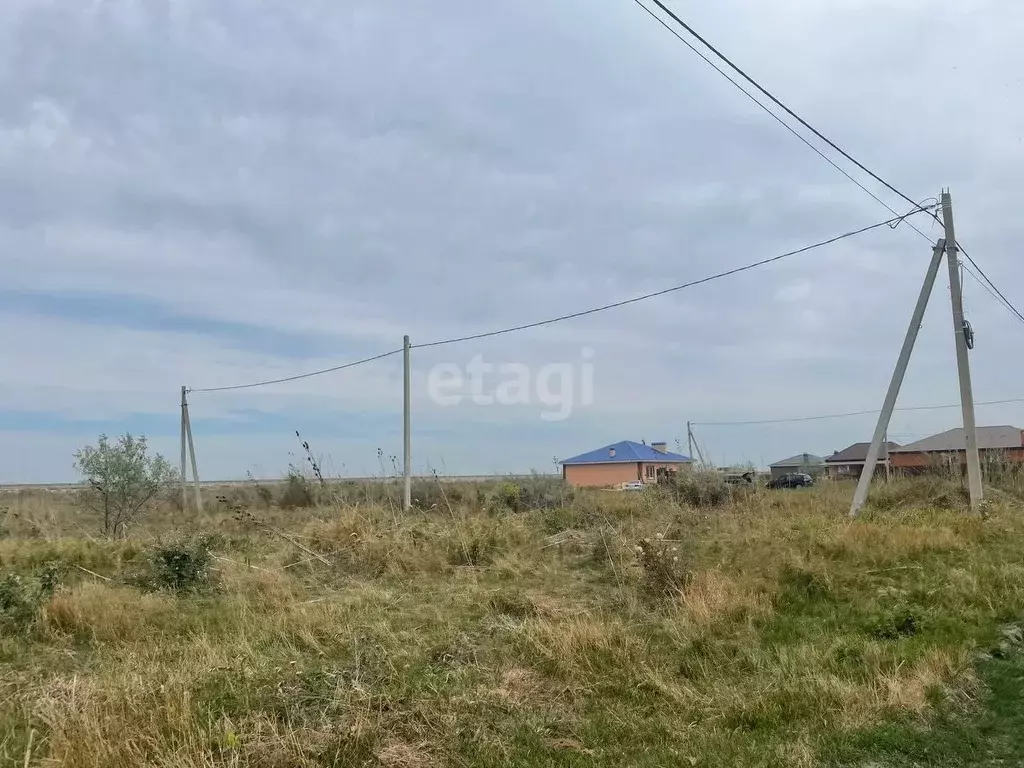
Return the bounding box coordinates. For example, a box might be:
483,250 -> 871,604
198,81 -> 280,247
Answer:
942,191 -> 983,509
850,239 -> 946,516
180,386 -> 188,510
403,335 -> 412,511
686,421 -> 706,467
181,389 -> 203,513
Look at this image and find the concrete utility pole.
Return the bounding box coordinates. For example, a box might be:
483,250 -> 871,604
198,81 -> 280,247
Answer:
403,335 -> 412,511
686,421 -> 694,460
182,391 -> 203,513
849,239 -> 946,517
850,191 -> 985,516
180,386 -> 188,511
942,191 -> 984,508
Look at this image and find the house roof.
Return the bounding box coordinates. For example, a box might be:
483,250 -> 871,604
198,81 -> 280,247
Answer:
825,441 -> 901,464
889,426 -> 1024,453
560,440 -> 693,465
769,452 -> 826,468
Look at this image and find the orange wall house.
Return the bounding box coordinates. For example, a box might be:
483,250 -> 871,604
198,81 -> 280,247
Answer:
559,440 -> 694,489
563,462 -> 639,488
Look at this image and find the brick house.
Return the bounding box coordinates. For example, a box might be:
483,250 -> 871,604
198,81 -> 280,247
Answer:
888,426 -> 1024,471
825,441 -> 901,479
560,440 -> 693,488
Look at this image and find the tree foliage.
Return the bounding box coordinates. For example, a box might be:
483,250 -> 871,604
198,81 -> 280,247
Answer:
73,433 -> 177,538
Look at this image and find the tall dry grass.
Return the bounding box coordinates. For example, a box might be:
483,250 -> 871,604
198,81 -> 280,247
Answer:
2,473 -> 1024,766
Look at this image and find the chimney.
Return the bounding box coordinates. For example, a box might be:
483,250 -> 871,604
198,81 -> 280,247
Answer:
652,442 -> 667,454
609,447 -> 616,458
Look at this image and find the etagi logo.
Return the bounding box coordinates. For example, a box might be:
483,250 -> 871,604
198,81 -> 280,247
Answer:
426,349 -> 595,422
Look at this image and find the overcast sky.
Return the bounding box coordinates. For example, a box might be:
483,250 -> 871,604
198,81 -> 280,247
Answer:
2,0 -> 1023,482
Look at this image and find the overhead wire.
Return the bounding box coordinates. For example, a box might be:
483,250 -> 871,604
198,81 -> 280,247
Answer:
633,0 -> 1024,324
189,208 -> 933,392
187,348 -> 404,394
959,245 -> 1024,326
192,4 -> 1020,395
410,208 -> 932,349
628,0 -> 906,226
961,260 -> 1009,315
693,397 -> 1024,427
638,0 -> 928,215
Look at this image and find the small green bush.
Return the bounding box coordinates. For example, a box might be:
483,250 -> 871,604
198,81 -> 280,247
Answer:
132,536 -> 215,594
487,476 -> 573,513
0,563 -> 61,635
489,482 -> 524,512
663,471 -> 732,508
278,467 -> 315,510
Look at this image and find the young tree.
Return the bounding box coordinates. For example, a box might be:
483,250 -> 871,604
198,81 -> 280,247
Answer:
73,433 -> 177,538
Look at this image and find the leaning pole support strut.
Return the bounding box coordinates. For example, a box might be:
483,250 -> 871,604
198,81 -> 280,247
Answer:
849,239 -> 946,517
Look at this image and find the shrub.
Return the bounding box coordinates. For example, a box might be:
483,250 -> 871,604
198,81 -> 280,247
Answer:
73,433 -> 178,538
635,535 -> 690,596
278,467 -> 315,510
488,476 -> 573,513
663,471 -> 732,508
0,563 -> 61,635
132,536 -> 215,594
489,482 -> 524,513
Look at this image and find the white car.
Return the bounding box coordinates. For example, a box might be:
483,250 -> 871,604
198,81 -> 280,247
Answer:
620,481 -> 646,491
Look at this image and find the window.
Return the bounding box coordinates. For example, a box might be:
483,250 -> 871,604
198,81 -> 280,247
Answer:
645,465 -> 655,480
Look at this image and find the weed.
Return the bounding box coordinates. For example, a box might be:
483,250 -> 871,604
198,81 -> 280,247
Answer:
487,476 -> 573,513
131,536 -> 216,594
279,466 -> 316,509
635,535 -> 690,596
0,563 -> 61,635
4,477 -> 1024,766
246,471 -> 275,508
662,471 -> 732,508
488,589 -> 538,619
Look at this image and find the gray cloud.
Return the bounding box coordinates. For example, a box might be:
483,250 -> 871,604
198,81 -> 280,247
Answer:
1,0 -> 1022,480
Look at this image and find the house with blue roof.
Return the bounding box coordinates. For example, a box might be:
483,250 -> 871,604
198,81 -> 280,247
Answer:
559,440 -> 693,488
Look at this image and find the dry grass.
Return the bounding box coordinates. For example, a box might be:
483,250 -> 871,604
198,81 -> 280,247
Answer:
2,477 -> 1024,766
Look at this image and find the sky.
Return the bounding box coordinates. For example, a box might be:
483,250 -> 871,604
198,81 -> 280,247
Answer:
2,0 -> 1023,483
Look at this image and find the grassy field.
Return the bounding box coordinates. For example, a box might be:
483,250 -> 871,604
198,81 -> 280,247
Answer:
2,474 -> 1024,767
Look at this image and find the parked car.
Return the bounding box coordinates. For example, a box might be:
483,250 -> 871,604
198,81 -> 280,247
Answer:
620,481 -> 646,492
766,473 -> 814,489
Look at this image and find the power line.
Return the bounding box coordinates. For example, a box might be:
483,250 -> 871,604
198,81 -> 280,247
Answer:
633,0 -> 1024,335
188,348 -> 403,394
693,397 -> 1024,427
637,0 -> 925,215
189,208 -> 930,392
959,244 -> 1024,326
961,260 -> 1013,317
629,0 -> 906,226
412,208 -> 931,350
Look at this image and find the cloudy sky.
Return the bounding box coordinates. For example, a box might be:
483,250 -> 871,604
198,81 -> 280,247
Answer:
2,0 -> 1022,482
